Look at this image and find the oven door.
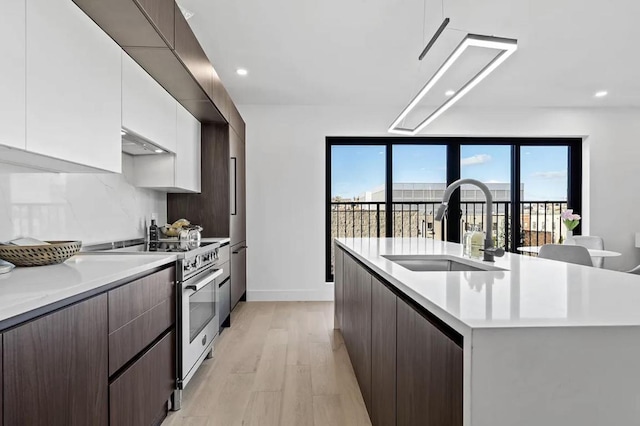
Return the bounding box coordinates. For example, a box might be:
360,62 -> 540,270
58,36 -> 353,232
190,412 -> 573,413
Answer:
181,267 -> 222,386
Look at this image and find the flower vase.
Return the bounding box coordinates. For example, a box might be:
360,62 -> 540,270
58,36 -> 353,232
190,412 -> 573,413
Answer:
563,230 -> 573,244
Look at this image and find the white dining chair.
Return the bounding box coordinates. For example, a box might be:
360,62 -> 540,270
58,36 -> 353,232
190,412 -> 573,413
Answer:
566,236 -> 605,268
627,265 -> 640,275
538,244 -> 593,267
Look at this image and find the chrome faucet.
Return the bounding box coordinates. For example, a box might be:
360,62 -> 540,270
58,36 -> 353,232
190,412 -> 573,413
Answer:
435,178 -> 505,262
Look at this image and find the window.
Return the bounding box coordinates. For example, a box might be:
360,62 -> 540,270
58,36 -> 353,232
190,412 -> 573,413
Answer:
326,137 -> 582,281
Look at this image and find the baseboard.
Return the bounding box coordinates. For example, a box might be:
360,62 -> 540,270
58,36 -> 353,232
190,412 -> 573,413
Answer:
247,287 -> 334,302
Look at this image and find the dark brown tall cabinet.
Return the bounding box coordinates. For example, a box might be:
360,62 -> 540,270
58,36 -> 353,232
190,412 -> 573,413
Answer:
169,106 -> 247,310
3,295 -> 109,426
229,124 -> 247,308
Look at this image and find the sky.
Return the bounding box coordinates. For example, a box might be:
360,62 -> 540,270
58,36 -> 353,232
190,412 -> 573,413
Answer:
331,144 -> 569,201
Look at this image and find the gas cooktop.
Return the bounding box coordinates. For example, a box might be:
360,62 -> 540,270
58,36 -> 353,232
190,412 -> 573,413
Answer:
83,238 -> 222,260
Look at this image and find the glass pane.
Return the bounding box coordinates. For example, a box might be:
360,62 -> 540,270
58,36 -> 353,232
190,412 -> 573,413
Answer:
189,281 -> 215,342
392,145 -> 446,239
520,146 -> 569,247
330,145 -> 387,276
460,145 -> 511,250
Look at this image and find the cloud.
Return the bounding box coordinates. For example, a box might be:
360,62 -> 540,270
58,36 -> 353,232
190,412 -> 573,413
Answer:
461,154 -> 491,167
531,171 -> 567,179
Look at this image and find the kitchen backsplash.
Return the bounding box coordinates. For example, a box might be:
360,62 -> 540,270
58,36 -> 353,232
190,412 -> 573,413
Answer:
0,154 -> 166,244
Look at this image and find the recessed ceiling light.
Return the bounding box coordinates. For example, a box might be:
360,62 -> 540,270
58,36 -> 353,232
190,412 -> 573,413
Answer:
178,5 -> 194,20
154,149 -> 164,154
445,90 -> 456,96
236,68 -> 248,76
595,90 -> 608,98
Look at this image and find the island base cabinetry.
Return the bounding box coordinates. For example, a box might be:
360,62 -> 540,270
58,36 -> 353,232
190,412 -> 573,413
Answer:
397,300 -> 463,426
371,276 -> 397,426
335,244 -> 463,426
342,253 -> 372,412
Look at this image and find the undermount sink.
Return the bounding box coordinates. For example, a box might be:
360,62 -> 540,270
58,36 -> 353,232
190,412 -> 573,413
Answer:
381,255 -> 506,272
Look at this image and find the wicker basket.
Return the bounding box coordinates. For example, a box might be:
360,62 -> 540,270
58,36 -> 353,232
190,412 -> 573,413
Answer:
0,241 -> 82,267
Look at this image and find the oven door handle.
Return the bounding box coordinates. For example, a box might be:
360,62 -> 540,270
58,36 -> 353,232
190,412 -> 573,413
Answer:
186,268 -> 223,292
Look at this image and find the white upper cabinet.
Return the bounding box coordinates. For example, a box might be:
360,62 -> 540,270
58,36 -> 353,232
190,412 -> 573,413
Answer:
25,0 -> 122,173
175,104 -> 201,192
122,52 -> 177,153
0,0 -> 26,150
132,105 -> 201,193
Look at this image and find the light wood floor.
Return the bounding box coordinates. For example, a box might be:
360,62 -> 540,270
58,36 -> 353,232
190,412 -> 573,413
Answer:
163,301 -> 372,426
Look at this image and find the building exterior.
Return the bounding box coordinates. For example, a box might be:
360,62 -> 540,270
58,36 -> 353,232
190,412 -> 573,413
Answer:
361,182 -> 523,203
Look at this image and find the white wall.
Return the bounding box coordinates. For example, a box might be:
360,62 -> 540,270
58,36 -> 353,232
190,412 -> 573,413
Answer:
239,104 -> 640,301
0,154 -> 166,245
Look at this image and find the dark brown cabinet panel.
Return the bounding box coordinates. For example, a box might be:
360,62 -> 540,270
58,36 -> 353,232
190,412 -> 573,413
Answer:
110,330 -> 176,426
342,254 -> 372,412
231,243 -> 247,309
73,0 -> 168,48
174,4 -> 213,97
169,124 -> 230,237
212,73 -> 230,121
397,301 -> 463,426
229,104 -> 246,137
108,266 -> 176,374
108,266 -> 175,332
230,127 -> 246,245
371,277 -> 397,426
3,295 -> 109,426
334,246 -> 344,329
135,0 -> 175,47
109,297 -> 175,375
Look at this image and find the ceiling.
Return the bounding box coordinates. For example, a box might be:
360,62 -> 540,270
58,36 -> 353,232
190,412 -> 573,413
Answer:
178,0 -> 640,109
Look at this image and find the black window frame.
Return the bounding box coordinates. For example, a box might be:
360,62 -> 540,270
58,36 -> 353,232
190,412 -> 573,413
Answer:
326,136 -> 582,281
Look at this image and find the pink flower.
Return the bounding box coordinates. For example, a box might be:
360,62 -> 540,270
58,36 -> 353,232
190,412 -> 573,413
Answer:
561,210 -> 581,221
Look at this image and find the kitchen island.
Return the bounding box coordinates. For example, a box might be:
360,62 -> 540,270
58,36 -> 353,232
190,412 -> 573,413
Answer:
335,238 -> 640,426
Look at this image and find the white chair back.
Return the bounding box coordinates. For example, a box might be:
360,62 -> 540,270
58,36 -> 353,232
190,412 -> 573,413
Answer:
566,236 -> 605,268
538,244 -> 593,267
627,265 -> 640,275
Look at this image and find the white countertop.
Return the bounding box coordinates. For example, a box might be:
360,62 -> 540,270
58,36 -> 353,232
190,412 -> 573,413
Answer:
336,238 -> 640,331
0,253 -> 176,329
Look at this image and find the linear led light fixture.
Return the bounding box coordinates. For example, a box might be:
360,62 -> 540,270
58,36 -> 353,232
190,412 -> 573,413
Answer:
389,34 -> 517,135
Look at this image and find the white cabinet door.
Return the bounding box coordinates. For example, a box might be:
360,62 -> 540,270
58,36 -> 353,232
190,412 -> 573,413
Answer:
0,0 -> 26,149
122,52 -> 177,153
26,0 -> 122,173
175,104 -> 201,192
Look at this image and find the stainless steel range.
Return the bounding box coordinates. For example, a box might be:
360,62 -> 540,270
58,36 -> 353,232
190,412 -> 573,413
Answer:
84,238 -> 230,410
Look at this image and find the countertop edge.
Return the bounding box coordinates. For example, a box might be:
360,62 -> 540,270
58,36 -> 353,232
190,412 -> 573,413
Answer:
0,255 -> 177,332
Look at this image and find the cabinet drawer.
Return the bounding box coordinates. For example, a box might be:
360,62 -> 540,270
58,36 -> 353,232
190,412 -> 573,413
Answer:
109,296 -> 175,375
110,330 -> 175,426
109,266 -> 175,332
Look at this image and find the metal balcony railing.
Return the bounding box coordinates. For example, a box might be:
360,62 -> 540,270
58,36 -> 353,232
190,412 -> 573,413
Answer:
330,200 -> 569,255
